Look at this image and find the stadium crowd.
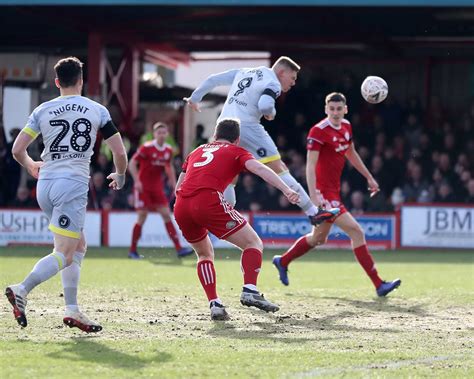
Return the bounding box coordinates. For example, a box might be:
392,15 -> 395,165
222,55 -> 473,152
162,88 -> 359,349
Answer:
1,73 -> 473,213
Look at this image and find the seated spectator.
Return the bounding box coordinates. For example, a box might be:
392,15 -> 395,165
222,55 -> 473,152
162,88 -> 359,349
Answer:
433,181 -> 456,203
465,179 -> 474,204
349,190 -> 366,216
88,171 -> 110,209
390,187 -> 405,211
11,187 -> 37,208
402,163 -> 430,202
260,183 -> 283,211
235,174 -> 264,211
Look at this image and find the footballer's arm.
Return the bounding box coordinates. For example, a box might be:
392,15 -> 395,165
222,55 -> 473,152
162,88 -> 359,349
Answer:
345,142 -> 380,194
184,69 -> 239,112
175,172 -> 186,196
104,133 -> 128,190
12,131 -> 43,179
245,159 -> 299,204
165,162 -> 177,193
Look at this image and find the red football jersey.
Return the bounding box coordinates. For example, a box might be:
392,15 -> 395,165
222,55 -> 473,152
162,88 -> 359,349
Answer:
132,141 -> 173,190
306,118 -> 353,194
178,141 -> 254,197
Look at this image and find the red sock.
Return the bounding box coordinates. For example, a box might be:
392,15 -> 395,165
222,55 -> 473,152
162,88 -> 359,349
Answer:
280,236 -> 312,267
197,260 -> 218,301
130,223 -> 142,253
165,221 -> 182,251
241,248 -> 262,286
353,245 -> 383,288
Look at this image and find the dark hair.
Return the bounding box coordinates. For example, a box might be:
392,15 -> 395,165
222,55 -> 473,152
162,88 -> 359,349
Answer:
325,92 -> 347,104
272,56 -> 301,72
215,118 -> 240,143
153,122 -> 168,131
54,57 -> 83,88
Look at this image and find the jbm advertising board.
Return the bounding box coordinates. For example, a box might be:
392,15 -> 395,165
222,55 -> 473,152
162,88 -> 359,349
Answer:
401,205 -> 474,249
252,212 -> 396,249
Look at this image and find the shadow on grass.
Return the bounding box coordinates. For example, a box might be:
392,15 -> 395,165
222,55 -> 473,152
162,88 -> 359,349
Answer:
208,306 -> 401,342
46,337 -> 172,370
322,296 -> 431,316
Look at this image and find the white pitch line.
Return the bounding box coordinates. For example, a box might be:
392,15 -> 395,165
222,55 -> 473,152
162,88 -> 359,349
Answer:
294,355 -> 466,378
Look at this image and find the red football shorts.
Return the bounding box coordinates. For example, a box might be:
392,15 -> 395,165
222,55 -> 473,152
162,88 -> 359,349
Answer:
320,190 -> 347,224
174,190 -> 247,243
134,188 -> 168,209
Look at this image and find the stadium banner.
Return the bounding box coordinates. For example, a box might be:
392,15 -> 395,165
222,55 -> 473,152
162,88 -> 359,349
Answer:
0,209 -> 101,247
252,212 -> 396,249
107,211 -> 250,248
401,204 -> 474,249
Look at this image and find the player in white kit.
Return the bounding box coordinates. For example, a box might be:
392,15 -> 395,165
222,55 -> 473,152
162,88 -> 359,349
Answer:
184,56 -> 339,225
5,57 -> 128,333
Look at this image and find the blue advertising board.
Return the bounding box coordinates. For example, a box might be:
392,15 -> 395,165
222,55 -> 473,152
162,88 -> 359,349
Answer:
252,212 -> 396,249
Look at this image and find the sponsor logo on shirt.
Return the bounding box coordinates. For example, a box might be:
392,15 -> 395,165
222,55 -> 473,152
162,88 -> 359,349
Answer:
51,153 -> 86,161
226,221 -> 237,229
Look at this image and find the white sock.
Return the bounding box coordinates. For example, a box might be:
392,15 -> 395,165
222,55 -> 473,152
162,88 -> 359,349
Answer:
243,284 -> 258,292
21,251 -> 67,293
279,172 -> 318,216
61,251 -> 85,312
209,298 -> 223,305
223,184 -> 236,207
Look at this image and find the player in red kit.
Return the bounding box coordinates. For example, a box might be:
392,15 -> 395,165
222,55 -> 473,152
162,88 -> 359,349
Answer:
273,93 -> 401,297
128,122 -> 193,259
174,118 -> 300,320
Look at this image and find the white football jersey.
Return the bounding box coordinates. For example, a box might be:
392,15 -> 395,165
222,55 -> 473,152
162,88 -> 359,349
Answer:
23,95 -> 111,183
217,66 -> 281,125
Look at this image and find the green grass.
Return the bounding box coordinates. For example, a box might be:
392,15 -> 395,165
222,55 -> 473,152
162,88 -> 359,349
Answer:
1,247 -> 473,378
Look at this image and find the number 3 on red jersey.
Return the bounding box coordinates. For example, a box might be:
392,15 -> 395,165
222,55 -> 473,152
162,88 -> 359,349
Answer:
193,147 -> 220,167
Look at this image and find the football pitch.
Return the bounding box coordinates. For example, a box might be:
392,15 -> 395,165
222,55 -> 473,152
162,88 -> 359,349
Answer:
0,246 -> 472,378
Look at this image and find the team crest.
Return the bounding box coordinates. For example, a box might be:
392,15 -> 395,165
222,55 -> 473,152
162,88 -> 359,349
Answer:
58,215 -> 71,229
333,136 -> 337,142
344,132 -> 350,141
226,221 -> 236,229
257,148 -> 267,157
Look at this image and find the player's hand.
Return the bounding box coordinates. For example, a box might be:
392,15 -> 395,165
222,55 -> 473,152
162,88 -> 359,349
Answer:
107,172 -> 126,190
284,189 -> 300,204
26,161 -> 44,179
183,97 -> 201,112
368,177 -> 380,198
264,114 -> 275,121
134,180 -> 143,193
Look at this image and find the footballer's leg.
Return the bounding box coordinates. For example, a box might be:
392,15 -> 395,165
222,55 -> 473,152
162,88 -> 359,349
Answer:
267,159 -> 339,225
129,210 -> 147,259
225,224 -> 279,313
191,236 -> 229,321
60,233 -> 102,333
273,222 -> 332,286
157,205 -> 193,258
336,213 -> 401,297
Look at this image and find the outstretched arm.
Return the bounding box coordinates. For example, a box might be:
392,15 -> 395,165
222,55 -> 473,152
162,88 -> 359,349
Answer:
183,69 -> 239,112
244,159 -> 299,204
345,142 -> 379,195
306,150 -> 324,206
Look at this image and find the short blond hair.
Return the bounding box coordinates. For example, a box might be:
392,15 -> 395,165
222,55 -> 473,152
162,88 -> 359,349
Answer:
272,56 -> 301,72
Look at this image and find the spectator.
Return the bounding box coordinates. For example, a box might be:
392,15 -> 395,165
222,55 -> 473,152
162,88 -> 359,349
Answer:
10,187 -> 37,208
434,181 -> 456,203
465,179 -> 474,204
350,190 -> 366,216
402,163 -> 430,202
